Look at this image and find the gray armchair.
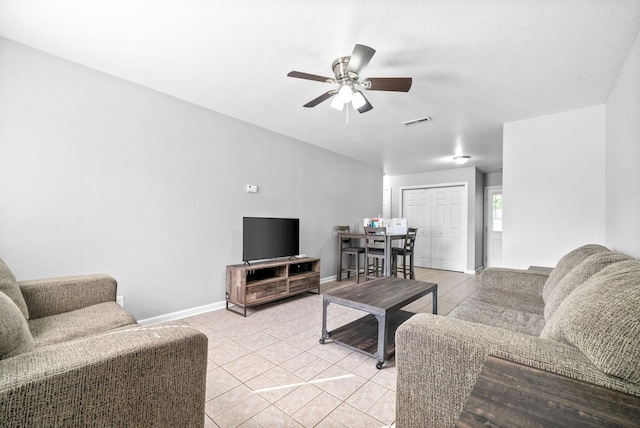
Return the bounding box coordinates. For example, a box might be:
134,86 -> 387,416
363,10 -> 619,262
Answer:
0,258 -> 208,427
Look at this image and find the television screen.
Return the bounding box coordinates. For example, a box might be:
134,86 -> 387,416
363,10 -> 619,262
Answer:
243,217 -> 300,262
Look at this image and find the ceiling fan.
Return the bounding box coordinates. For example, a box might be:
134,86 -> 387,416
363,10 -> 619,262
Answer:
287,44 -> 412,114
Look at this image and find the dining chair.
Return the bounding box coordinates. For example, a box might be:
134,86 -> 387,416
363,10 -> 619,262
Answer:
364,226 -> 389,281
336,225 -> 365,283
392,227 -> 418,279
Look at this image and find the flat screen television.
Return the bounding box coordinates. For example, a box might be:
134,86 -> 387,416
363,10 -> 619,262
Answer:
243,217 -> 300,262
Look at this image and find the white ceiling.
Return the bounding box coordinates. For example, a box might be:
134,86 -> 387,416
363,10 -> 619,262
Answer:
1,0 -> 639,175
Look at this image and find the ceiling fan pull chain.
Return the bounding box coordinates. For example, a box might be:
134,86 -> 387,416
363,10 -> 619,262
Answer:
345,103 -> 349,126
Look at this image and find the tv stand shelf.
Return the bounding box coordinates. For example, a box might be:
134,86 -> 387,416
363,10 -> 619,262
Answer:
226,257 -> 320,316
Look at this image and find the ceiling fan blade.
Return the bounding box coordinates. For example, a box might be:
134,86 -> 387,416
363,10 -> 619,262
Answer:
364,77 -> 413,92
346,44 -> 376,75
353,90 -> 373,113
287,71 -> 334,83
303,91 -> 336,107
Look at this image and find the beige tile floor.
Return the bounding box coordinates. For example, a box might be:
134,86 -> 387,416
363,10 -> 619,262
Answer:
182,268 -> 480,427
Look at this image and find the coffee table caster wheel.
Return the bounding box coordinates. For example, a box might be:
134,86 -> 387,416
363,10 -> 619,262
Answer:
376,361 -> 384,369
319,338 -> 326,345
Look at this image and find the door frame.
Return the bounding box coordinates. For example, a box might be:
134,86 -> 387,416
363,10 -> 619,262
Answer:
399,182 -> 469,273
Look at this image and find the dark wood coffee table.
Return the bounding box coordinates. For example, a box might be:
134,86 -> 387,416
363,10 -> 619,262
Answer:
320,276 -> 437,369
457,356 -> 640,427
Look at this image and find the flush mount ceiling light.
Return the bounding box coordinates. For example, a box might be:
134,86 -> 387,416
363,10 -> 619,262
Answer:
453,155 -> 471,165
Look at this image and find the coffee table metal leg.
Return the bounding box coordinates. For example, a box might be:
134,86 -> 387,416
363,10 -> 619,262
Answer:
320,298 -> 329,344
375,313 -> 387,369
432,286 -> 438,314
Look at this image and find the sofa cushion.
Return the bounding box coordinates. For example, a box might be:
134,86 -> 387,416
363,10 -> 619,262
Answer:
448,298 -> 546,336
0,258 -> 29,319
0,291 -> 35,359
544,252 -> 631,321
29,301 -> 137,347
468,288 -> 545,315
542,244 -> 609,303
541,260 -> 640,384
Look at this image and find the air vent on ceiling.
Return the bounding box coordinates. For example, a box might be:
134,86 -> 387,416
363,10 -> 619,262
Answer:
401,116 -> 433,126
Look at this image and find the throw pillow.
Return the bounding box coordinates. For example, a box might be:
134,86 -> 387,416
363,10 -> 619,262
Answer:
0,258 -> 29,319
541,244 -> 609,303
541,260 -> 640,384
544,252 -> 631,321
0,291 -> 35,359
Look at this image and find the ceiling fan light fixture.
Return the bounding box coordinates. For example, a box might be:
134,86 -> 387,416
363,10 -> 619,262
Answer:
330,95 -> 344,111
453,155 -> 471,165
287,44 -> 412,117
338,84 -> 353,103
351,90 -> 366,109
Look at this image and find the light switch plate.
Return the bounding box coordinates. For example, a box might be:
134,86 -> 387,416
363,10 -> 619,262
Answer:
246,184 -> 258,193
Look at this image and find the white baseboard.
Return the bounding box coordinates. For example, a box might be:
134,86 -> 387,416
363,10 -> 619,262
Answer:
137,301 -> 226,325
138,275 -> 336,325
321,275 -> 338,283
465,267 -> 484,275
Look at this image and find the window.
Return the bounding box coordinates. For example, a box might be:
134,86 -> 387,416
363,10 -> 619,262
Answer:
492,193 -> 503,232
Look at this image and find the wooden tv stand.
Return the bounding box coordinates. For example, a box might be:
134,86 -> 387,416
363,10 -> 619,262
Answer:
226,257 -> 320,316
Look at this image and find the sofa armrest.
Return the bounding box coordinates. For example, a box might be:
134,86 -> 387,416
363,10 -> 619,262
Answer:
0,322 -> 208,427
395,314 -> 639,428
18,274 -> 117,319
479,267 -> 549,296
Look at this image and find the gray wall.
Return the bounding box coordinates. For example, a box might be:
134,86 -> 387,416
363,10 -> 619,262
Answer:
0,38 -> 382,320
484,172 -> 503,187
383,167 -> 484,273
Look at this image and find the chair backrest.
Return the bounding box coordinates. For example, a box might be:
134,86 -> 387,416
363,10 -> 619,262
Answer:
364,226 -> 387,251
403,227 -> 418,252
336,225 -> 351,246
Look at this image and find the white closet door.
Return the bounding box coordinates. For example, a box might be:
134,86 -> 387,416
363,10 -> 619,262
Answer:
403,185 -> 466,271
403,188 -> 432,268
431,188 -> 449,270
442,186 -> 466,272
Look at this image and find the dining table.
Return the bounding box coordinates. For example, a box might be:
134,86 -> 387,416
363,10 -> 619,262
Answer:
336,231 -> 407,281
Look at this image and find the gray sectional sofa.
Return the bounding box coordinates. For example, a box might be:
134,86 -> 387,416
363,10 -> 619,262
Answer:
0,258 -> 208,427
395,244 -> 640,427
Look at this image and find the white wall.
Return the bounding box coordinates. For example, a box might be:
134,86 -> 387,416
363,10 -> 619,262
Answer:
0,38 -> 382,320
502,105 -> 606,268
383,167 -> 484,272
605,29 -> 640,259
